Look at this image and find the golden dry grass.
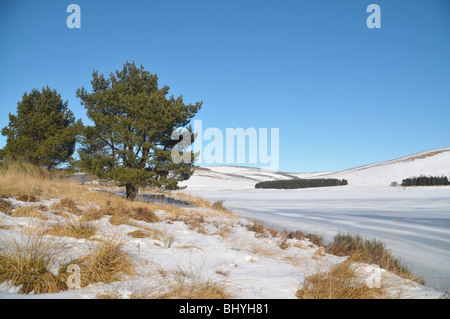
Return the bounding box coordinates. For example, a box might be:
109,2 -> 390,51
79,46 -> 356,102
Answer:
128,230 -> 151,238
296,261 -> 385,299
0,198 -> 13,214
9,206 -> 49,220
60,237 -> 135,287
43,218 -> 97,239
157,280 -> 232,299
325,232 -> 423,284
0,234 -> 67,294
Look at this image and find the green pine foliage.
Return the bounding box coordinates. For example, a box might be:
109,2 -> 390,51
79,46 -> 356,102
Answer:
0,86 -> 81,169
401,175 -> 449,186
76,62 -> 202,200
255,178 -> 348,189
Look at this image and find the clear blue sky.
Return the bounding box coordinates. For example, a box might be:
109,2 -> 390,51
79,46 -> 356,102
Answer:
1,0 -> 449,172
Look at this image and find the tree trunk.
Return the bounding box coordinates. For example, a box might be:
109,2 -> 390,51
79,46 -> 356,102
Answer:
125,184 -> 138,201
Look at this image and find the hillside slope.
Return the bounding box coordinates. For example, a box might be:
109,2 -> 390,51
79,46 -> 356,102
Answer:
181,148 -> 450,189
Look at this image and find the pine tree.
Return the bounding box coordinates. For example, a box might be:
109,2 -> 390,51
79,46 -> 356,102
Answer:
76,62 -> 202,200
0,86 -> 80,169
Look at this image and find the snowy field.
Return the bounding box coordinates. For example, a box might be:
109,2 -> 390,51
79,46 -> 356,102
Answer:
0,148 -> 448,299
180,148 -> 450,290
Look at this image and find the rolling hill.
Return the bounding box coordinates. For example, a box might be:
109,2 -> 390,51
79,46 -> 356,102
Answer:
181,148 -> 450,189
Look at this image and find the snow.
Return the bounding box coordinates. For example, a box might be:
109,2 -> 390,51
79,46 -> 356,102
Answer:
0,197 -> 342,299
179,148 -> 450,291
0,148 -> 448,299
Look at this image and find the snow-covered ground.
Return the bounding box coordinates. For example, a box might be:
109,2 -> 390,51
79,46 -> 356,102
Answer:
0,148 -> 448,299
3,195 -> 442,299
180,148 -> 450,291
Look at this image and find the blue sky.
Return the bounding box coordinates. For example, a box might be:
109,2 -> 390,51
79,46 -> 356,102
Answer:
1,0 -> 449,172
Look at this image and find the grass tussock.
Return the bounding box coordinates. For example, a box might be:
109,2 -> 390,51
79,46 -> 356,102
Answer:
9,206 -> 49,220
296,261 -> 384,299
211,200 -> 231,213
245,220 -> 279,238
107,201 -> 160,226
61,237 -> 135,287
150,225 -> 176,248
50,198 -> 82,215
159,280 -> 232,299
128,230 -> 150,238
131,207 -> 160,223
0,198 -> 13,214
156,265 -> 232,299
44,219 -> 97,239
0,234 -> 67,294
80,208 -> 104,222
284,229 -> 325,247
325,232 -> 423,284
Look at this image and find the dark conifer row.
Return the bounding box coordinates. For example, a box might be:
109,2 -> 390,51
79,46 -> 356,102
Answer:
255,178 -> 348,189
401,175 -> 449,186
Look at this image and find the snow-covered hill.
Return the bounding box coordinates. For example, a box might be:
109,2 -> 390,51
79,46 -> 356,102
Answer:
181,148 -> 450,190
179,148 -> 450,290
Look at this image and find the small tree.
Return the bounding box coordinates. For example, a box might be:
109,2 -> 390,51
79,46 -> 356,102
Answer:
76,62 -> 202,200
0,86 -> 80,169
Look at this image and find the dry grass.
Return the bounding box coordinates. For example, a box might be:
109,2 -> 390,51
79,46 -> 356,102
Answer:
50,198 -> 82,215
325,232 -> 423,284
9,206 -> 49,220
244,220 -> 279,238
403,150 -> 447,162
80,208 -> 104,222
128,230 -> 151,238
149,224 -> 176,248
284,229 -> 325,247
43,219 -> 97,239
106,201 -> 160,226
154,264 -> 233,299
296,261 -> 385,299
60,237 -> 135,287
211,200 -> 231,213
0,160 -> 62,201
109,206 -> 132,226
158,280 -> 232,299
0,198 -> 13,214
0,234 -> 67,294
131,206 -> 160,223
97,281 -> 154,299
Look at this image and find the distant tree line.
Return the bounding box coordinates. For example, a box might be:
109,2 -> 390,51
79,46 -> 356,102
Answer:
255,178 -> 348,189
401,175 -> 449,187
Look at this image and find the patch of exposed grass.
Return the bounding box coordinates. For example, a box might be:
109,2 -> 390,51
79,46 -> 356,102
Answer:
131,207 -> 160,223
9,206 -> 49,220
147,224 -> 176,248
50,198 -> 82,215
158,280 -> 231,299
44,219 -> 97,239
80,208 -> 104,222
244,220 -> 279,238
0,198 -> 13,214
60,237 -> 135,287
128,230 -> 150,238
325,232 -> 423,284
296,261 -> 385,299
155,265 -> 232,299
212,200 -> 231,213
284,229 -> 325,247
0,234 -> 68,294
